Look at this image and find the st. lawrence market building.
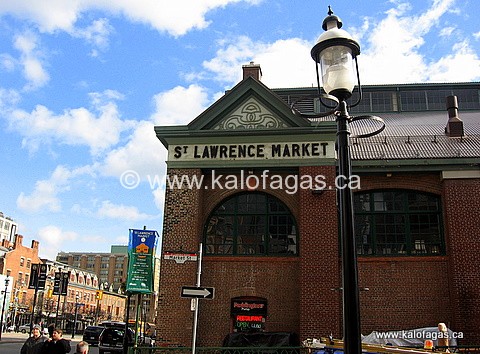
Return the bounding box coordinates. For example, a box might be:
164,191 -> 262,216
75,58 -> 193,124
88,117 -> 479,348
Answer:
154,63 -> 480,346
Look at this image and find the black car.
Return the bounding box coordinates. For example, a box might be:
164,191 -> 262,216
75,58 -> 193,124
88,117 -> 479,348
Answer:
82,325 -> 105,346
98,325 -> 134,354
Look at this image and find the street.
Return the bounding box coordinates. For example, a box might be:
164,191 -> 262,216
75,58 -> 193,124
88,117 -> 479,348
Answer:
0,331 -> 100,354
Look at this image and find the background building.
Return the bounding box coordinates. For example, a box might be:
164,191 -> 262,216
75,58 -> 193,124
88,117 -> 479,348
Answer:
0,234 -> 42,327
154,64 -> 480,346
56,246 -> 160,325
0,211 -> 18,244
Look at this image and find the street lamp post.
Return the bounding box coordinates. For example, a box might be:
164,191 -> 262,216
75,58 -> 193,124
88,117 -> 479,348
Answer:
0,270 -> 11,340
304,7 -> 385,354
72,294 -> 80,339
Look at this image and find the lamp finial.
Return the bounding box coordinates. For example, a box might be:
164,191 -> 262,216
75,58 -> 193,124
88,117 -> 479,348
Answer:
328,5 -> 333,16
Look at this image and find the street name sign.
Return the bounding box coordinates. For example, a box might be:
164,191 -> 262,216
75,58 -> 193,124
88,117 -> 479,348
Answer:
164,252 -> 198,264
181,286 -> 215,299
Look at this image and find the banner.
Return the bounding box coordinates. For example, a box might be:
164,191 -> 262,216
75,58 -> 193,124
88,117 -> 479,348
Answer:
126,229 -> 159,294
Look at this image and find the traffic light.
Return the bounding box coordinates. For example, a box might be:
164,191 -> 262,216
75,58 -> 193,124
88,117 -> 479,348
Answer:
95,290 -> 103,300
47,289 -> 53,298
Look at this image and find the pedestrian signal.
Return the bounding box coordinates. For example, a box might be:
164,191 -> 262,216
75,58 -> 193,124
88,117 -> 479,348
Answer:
95,290 -> 103,300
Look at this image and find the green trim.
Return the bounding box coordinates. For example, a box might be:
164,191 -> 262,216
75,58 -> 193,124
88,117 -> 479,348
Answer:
166,158 -> 337,169
352,158 -> 480,172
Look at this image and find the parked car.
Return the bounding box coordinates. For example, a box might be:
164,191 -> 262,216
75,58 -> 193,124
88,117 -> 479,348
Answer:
18,324 -> 48,335
98,324 -> 134,354
82,325 -> 105,346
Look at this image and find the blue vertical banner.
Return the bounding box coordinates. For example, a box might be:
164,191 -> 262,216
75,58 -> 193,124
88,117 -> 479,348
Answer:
126,229 -> 159,294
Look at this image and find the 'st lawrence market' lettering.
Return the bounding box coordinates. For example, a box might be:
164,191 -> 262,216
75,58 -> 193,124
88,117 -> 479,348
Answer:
173,142 -> 329,160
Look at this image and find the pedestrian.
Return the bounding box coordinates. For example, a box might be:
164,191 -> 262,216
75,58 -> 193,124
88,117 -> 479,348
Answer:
20,324 -> 47,354
75,341 -> 89,354
438,322 -> 450,352
41,328 -> 71,354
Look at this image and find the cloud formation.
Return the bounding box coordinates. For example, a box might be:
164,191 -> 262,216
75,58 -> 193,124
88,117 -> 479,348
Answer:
7,90 -> 134,155
0,0 -> 261,36
17,165 -> 94,213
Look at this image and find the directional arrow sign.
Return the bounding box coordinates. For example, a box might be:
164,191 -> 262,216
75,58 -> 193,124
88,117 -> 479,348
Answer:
181,286 -> 215,299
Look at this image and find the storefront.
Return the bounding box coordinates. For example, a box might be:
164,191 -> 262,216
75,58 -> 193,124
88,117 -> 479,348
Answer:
154,64 -> 480,346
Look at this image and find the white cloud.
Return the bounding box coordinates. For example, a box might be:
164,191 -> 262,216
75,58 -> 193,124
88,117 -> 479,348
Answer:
96,200 -> 152,221
100,120 -> 168,184
8,90 -> 134,155
17,165 -> 94,213
0,88 -> 21,111
71,18 -> 114,57
198,0 -> 480,87
13,31 -> 49,90
353,0 -> 480,83
0,0 -> 261,36
201,36 -> 317,88
37,225 -> 78,259
426,40 -> 480,82
439,26 -> 455,38
151,84 -> 210,125
0,53 -> 16,72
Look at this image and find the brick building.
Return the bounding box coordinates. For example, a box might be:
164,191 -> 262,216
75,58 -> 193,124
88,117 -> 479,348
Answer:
154,64 -> 480,346
56,246 -> 160,325
0,234 -> 43,325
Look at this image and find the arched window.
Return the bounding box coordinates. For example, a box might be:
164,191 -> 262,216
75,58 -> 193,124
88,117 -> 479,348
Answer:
354,190 -> 444,256
204,192 -> 298,256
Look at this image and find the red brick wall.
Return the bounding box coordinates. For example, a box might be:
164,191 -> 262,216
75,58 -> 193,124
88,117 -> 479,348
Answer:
443,178 -> 480,342
357,173 -> 452,334
4,234 -> 42,306
359,257 -> 451,333
199,257 -> 300,346
156,168 -> 202,346
157,167 -> 480,345
298,165 -> 342,339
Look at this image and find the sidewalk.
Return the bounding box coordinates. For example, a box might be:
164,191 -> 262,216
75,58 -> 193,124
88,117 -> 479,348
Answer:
0,331 -> 83,345
0,331 -> 29,344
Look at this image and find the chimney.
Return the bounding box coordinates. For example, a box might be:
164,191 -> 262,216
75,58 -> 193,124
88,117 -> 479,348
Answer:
14,234 -> 23,248
445,95 -> 464,137
242,61 -> 262,81
31,240 -> 39,250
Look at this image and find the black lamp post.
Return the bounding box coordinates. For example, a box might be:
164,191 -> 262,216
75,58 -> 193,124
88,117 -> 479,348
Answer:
0,270 -> 11,341
72,294 -> 80,339
307,7 -> 385,354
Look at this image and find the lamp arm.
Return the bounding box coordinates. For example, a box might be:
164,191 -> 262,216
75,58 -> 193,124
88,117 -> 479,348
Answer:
290,94 -> 339,118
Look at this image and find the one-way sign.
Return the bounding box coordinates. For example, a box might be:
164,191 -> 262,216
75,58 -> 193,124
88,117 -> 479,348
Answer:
181,286 -> 215,299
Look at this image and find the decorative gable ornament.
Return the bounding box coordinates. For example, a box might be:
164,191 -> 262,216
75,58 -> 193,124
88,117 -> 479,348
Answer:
213,97 -> 287,130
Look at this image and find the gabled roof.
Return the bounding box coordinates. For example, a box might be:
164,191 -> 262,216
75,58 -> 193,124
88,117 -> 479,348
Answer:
155,77 -> 334,148
188,76 -> 310,130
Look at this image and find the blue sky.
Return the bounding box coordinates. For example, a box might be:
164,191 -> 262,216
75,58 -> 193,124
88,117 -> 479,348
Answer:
0,0 -> 479,260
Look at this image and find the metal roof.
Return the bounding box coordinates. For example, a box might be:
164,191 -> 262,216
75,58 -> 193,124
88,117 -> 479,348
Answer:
311,111 -> 480,160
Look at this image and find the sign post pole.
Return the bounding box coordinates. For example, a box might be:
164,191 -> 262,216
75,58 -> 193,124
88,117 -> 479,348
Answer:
191,243 -> 203,354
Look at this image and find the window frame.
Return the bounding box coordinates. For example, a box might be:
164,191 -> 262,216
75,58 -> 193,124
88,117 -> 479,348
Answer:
204,192 -> 298,257
354,189 -> 445,256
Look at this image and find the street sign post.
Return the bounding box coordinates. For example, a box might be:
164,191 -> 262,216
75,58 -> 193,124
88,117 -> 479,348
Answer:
181,286 -> 215,299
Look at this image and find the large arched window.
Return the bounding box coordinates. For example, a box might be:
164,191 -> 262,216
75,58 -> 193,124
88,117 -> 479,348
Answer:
204,192 -> 298,256
354,190 -> 444,256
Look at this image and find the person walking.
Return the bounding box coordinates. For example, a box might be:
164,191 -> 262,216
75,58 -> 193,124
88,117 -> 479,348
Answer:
41,328 -> 71,354
20,325 -> 47,354
75,341 -> 89,354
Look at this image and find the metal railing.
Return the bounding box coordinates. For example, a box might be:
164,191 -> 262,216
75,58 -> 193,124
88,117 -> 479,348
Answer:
129,347 -> 309,354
